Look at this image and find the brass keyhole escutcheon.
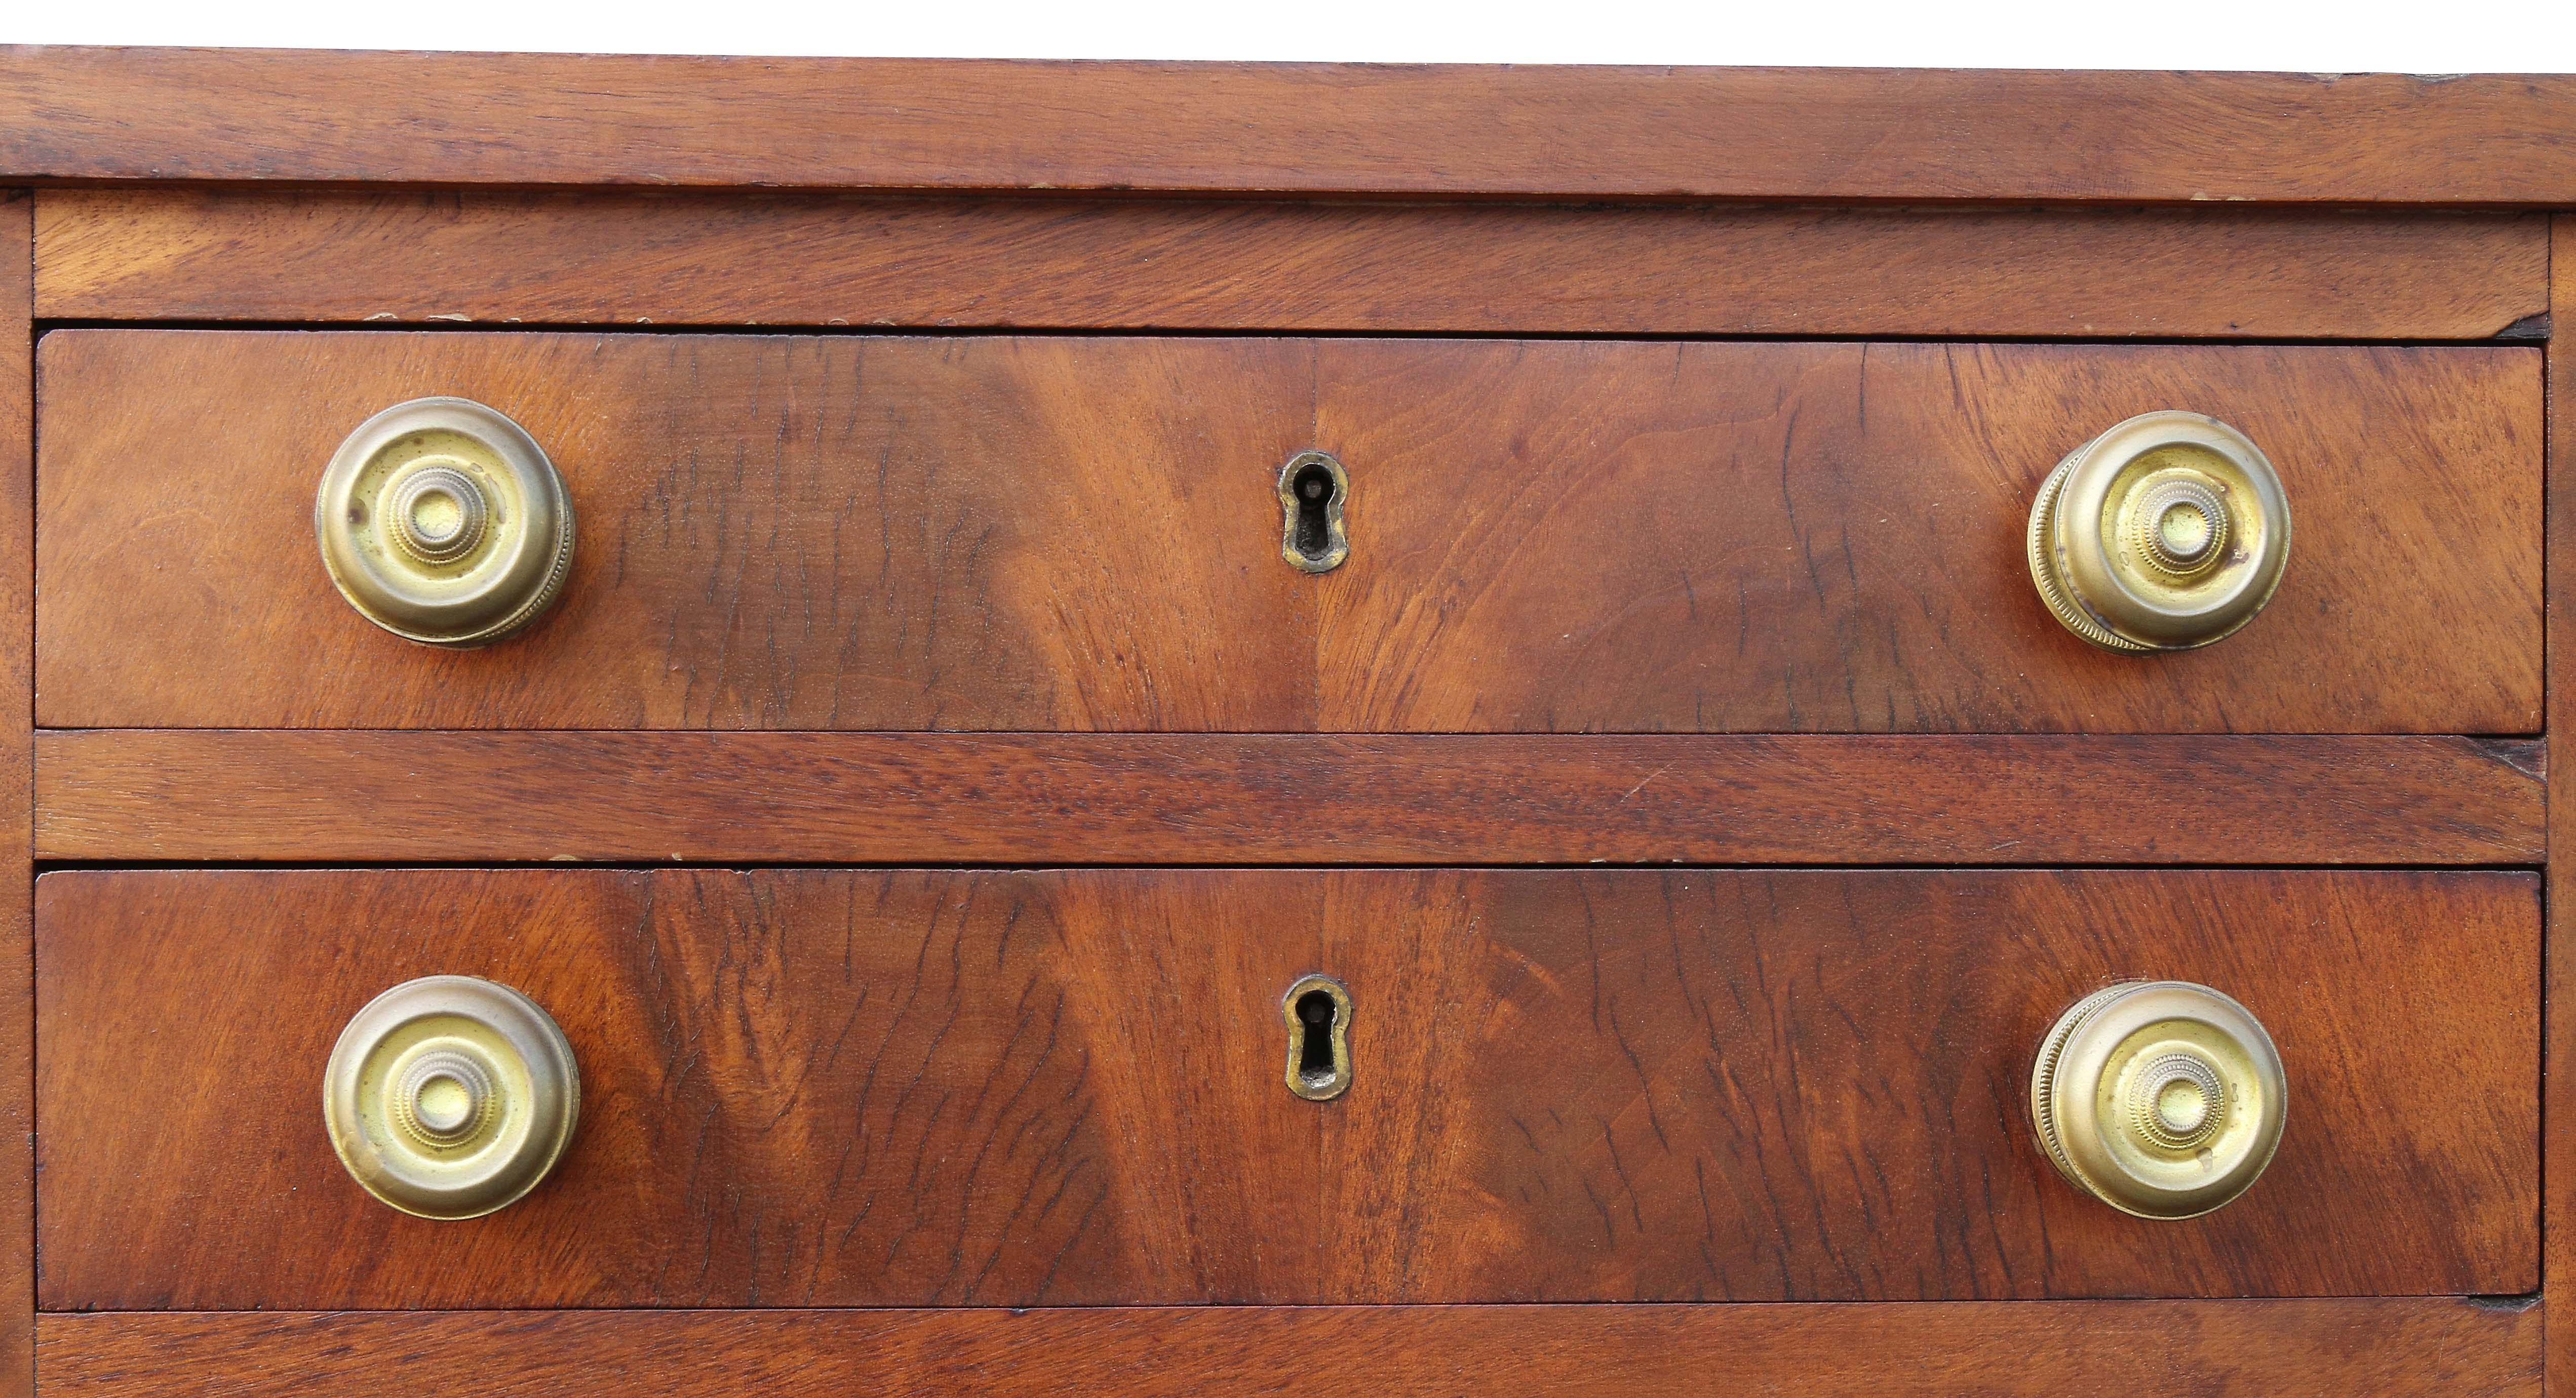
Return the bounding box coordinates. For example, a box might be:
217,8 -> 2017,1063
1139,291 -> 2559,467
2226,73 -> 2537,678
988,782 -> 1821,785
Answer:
1278,451 -> 1349,574
1283,974 -> 1352,1101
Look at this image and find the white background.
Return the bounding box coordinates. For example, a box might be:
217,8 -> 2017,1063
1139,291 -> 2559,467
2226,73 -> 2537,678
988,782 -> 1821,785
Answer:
6,0 -> 2575,70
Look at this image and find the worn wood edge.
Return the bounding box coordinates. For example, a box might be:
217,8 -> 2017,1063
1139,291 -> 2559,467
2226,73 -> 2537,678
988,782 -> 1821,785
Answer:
0,190 -> 31,1398
2543,215 -> 2569,1397
29,190 -> 2553,340
33,1301 -> 2547,1396
33,730 -> 2545,866
5,49 -> 2576,204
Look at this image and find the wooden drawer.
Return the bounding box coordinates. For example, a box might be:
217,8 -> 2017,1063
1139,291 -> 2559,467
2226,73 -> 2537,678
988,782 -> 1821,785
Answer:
35,331 -> 2541,734
36,868 -> 2535,1308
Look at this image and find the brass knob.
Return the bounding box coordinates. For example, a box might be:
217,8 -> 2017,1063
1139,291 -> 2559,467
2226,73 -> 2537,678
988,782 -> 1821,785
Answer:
2031,980 -> 2285,1219
316,397 -> 575,647
2026,411 -> 2289,651
323,975 -> 580,1220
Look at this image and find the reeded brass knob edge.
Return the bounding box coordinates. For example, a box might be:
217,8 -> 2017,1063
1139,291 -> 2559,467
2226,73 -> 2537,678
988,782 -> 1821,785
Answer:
2026,455 -> 2152,654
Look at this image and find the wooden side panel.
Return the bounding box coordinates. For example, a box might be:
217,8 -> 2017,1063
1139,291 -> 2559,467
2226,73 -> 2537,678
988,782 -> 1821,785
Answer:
0,191 -> 29,1398
35,333 -> 2545,733
34,1302 -> 2548,1397
35,869 -> 2538,1309
32,191 -> 2551,341
3,53 -> 2574,204
32,731 -> 2548,867
2545,214 -> 2570,1398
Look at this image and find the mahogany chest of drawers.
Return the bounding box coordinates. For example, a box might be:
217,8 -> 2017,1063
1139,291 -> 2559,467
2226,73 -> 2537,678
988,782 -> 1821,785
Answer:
3,47 -> 2573,1396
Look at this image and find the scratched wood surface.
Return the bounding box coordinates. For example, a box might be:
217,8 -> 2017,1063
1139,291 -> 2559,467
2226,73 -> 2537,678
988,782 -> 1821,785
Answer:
35,868 -> 2537,1309
4,52 -> 2575,204
33,1302 -> 2548,1397
35,332 -> 2544,733
31,731 -> 2548,866
31,190 -> 2552,340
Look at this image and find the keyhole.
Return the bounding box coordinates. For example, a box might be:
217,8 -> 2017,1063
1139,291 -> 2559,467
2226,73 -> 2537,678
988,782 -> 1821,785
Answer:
1282,974 -> 1351,1101
1278,452 -> 1349,574
1293,466 -> 1333,556
1296,991 -> 1335,1075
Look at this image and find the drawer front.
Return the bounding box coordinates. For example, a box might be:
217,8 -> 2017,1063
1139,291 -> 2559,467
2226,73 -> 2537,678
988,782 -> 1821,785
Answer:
36,868 -> 2535,1308
35,332 -> 2540,733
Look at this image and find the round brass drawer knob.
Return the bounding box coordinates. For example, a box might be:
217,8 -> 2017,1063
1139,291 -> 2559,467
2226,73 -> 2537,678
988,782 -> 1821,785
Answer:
2031,980 -> 2286,1219
2026,411 -> 2290,651
316,397 -> 576,647
323,975 -> 580,1220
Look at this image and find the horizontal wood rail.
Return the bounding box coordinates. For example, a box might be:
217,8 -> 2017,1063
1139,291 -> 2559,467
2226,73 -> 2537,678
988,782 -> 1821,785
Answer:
33,192 -> 2552,339
36,1302 -> 2546,1395
33,731 -> 2544,866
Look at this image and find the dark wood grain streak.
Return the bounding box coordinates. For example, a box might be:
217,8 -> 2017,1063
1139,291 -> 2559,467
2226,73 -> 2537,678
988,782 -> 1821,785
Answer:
31,190 -> 2552,341
35,869 -> 2537,1309
4,51 -> 2576,204
0,190 -> 29,1398
35,332 -> 2545,734
2545,215 -> 2571,1398
31,731 -> 2548,867
33,1302 -> 2548,1397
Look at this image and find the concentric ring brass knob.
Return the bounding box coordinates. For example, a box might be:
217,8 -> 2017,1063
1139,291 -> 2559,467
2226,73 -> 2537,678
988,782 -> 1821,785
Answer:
2026,411 -> 2290,651
316,397 -> 575,647
2031,980 -> 2286,1219
323,975 -> 580,1220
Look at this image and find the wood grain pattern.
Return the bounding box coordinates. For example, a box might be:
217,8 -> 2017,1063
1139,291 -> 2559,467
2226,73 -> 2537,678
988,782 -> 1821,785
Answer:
0,190 -> 30,1398
35,332 -> 2545,733
31,730 -> 2547,867
35,869 -> 2538,1309
2544,214 -> 2572,1398
4,51 -> 2575,204
31,190 -> 2552,340
33,1301 -> 2549,1397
